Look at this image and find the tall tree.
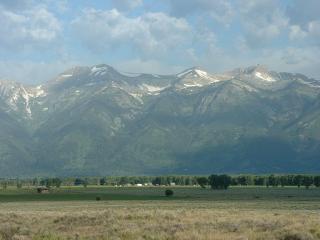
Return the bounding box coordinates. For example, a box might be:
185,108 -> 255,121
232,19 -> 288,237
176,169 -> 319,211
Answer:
196,177 -> 208,188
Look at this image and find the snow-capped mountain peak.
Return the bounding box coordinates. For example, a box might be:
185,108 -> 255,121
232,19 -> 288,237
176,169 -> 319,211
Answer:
177,67 -> 207,78
0,80 -> 46,118
227,65 -> 279,85
1,64 -> 318,121
250,65 -> 276,82
176,67 -> 223,89
90,64 -> 119,77
254,71 -> 276,82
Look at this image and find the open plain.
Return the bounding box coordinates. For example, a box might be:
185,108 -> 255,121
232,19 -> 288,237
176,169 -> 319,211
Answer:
0,187 -> 319,240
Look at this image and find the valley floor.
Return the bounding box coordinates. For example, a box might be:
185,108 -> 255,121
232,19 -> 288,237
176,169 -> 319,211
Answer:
0,187 -> 320,240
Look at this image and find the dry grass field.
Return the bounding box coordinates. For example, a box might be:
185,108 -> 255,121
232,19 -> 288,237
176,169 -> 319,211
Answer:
0,187 -> 320,240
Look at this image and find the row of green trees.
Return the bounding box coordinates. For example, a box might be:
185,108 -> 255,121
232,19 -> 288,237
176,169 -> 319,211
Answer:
40,178 -> 62,188
1,174 -> 320,189
196,175 -> 232,189
99,175 -> 198,186
230,174 -> 320,188
196,174 -> 320,189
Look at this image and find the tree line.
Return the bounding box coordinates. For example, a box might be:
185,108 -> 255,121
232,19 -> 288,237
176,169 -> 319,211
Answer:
196,174 -> 320,189
0,174 -> 320,189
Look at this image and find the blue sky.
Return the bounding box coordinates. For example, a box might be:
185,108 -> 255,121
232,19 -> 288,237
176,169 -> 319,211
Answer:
0,0 -> 319,84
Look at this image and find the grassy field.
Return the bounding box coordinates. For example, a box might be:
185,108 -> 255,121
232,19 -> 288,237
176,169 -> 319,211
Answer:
0,186 -> 320,239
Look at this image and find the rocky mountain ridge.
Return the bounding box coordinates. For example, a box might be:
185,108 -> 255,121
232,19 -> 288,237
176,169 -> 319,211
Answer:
0,64 -> 319,177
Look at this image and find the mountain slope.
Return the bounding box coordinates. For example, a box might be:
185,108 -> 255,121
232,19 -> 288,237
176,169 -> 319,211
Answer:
0,64 -> 320,176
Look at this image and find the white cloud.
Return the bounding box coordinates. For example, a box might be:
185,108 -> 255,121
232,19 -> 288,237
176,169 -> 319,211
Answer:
233,46 -> 320,79
71,8 -> 193,59
238,0 -> 288,48
0,1 -> 319,83
0,5 -> 61,51
307,21 -> 320,42
286,0 -> 320,45
280,47 -> 309,65
168,0 -> 234,25
289,25 -> 307,40
45,0 -> 69,13
288,21 -> 320,45
0,0 -> 33,10
111,0 -> 143,11
286,0 -> 320,26
271,47 -> 320,78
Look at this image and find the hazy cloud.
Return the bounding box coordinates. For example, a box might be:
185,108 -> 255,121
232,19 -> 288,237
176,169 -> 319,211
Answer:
286,0 -> 320,46
289,25 -> 307,41
238,0 -> 288,48
0,60 -> 77,84
0,0 -> 319,83
111,0 -> 143,11
286,0 -> 320,26
0,0 -> 34,10
0,5 -> 61,51
168,0 -> 234,25
72,8 -> 192,59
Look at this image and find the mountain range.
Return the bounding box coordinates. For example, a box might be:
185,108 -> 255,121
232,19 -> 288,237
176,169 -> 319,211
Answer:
1,64 -> 320,177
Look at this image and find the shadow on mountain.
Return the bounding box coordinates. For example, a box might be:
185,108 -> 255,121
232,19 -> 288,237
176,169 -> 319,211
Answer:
175,136 -> 319,174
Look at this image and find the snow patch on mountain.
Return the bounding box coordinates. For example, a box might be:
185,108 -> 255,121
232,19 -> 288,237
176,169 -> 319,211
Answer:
9,90 -> 19,106
61,74 -> 73,78
128,92 -> 144,103
35,85 -> 45,97
183,83 -> 203,88
177,69 -> 193,78
28,85 -> 46,98
119,71 -> 142,77
179,67 -> 221,81
55,73 -> 74,82
176,67 -> 223,89
194,69 -> 209,78
91,65 -> 112,77
20,86 -> 32,116
255,71 -> 276,82
1,64 -> 318,121
140,84 -> 167,93
0,81 -> 48,118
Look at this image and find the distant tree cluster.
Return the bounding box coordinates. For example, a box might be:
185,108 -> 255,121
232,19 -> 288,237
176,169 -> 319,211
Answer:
99,175 -> 198,186
0,174 -> 319,189
40,178 -> 62,188
231,174 -> 319,189
208,174 -> 232,189
196,177 -> 208,188
74,178 -> 88,187
195,174 -> 320,189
